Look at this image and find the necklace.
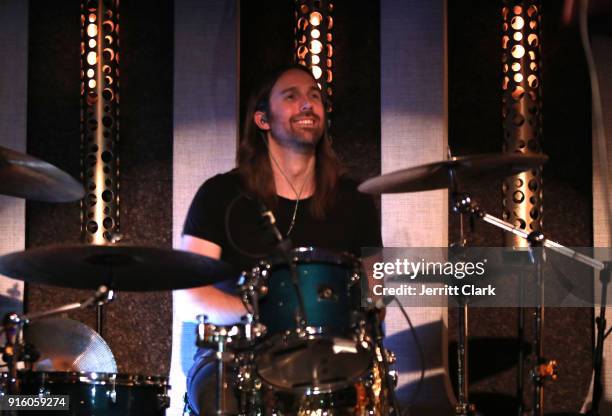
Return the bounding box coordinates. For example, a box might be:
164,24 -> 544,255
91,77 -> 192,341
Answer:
268,149 -> 312,236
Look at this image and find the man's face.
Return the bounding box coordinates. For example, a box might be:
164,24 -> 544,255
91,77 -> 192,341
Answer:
264,69 -> 325,150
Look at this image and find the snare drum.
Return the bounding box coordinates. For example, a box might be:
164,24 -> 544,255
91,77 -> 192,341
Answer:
15,371 -> 169,416
242,247 -> 373,393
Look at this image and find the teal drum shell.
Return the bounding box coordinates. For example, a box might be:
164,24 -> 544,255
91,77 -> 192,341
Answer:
251,247 -> 373,393
258,261 -> 360,336
13,372 -> 169,416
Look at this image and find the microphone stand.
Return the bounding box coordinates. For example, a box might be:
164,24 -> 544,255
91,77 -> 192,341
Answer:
258,204 -> 308,330
588,261 -> 612,416
452,190 -> 607,415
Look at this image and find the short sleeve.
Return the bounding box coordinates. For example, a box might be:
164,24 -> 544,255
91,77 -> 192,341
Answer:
182,175 -> 228,246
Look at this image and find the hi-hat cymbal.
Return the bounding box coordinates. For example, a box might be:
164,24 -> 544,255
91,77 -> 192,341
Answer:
25,317 -> 117,373
0,145 -> 85,202
358,153 -> 548,194
0,245 -> 236,291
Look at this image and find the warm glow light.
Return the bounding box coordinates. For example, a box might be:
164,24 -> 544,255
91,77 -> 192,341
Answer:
311,65 -> 322,79
309,12 -> 322,26
528,75 -> 538,87
310,40 -> 323,54
528,34 -> 538,46
87,24 -> 98,37
89,39 -> 96,48
87,52 -> 97,65
89,13 -> 96,22
87,69 -> 95,78
311,29 -> 320,39
88,79 -> 97,88
311,54 -> 320,65
511,16 -> 524,30
513,32 -> 523,41
512,62 -> 521,72
514,73 -> 523,83
511,45 -> 525,59
502,35 -> 509,49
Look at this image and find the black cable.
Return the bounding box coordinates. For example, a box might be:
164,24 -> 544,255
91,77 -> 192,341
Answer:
224,192 -> 268,259
393,295 -> 426,411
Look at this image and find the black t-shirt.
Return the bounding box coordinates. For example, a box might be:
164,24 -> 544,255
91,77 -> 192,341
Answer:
183,170 -> 382,275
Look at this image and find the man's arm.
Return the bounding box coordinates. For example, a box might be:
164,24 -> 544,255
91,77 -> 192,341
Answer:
174,234 -> 247,325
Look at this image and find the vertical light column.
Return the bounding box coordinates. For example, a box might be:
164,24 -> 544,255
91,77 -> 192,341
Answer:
80,0 -> 121,245
294,0 -> 334,112
501,0 -> 543,247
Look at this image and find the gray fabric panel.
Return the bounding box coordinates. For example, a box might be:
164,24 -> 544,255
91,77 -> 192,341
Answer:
587,35 -> 612,412
170,1 -> 238,414
0,0 -> 27,317
381,0 -> 452,412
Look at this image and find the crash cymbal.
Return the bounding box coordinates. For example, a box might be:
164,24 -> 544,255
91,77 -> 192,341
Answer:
0,245 -> 236,291
25,317 -> 116,372
358,153 -> 548,194
0,145 -> 85,202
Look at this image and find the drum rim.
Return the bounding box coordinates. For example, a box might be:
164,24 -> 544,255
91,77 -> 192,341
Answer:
261,246 -> 361,268
15,371 -> 170,386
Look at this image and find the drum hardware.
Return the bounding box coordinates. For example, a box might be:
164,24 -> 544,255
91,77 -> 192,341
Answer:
242,248 -> 374,394
257,200 -> 309,329
1,285 -> 112,395
195,315 -> 260,415
369,306 -> 400,416
15,371 -> 170,415
358,152 -> 549,415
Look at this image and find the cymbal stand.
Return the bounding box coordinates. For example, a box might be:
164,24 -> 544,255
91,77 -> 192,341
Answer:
450,191 -> 476,416
525,231 -> 549,416
447,150 -> 476,416
1,285 -> 113,394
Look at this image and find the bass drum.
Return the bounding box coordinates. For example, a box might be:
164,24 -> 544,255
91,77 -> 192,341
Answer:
15,371 -> 170,416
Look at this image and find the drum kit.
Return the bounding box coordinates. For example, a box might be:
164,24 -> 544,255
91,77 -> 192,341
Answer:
0,144 -> 608,415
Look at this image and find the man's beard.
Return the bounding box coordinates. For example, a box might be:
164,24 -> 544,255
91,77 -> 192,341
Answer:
270,123 -> 324,153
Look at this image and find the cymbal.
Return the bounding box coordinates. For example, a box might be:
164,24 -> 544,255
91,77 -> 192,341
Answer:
0,145 -> 85,202
358,153 -> 548,194
0,245 -> 236,291
25,317 -> 116,372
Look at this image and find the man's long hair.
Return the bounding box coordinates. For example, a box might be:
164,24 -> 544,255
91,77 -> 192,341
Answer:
237,65 -> 343,219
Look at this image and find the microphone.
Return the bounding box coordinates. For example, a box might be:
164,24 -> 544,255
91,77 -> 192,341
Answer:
256,200 -> 284,245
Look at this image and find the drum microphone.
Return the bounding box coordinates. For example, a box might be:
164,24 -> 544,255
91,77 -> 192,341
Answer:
256,200 -> 293,254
